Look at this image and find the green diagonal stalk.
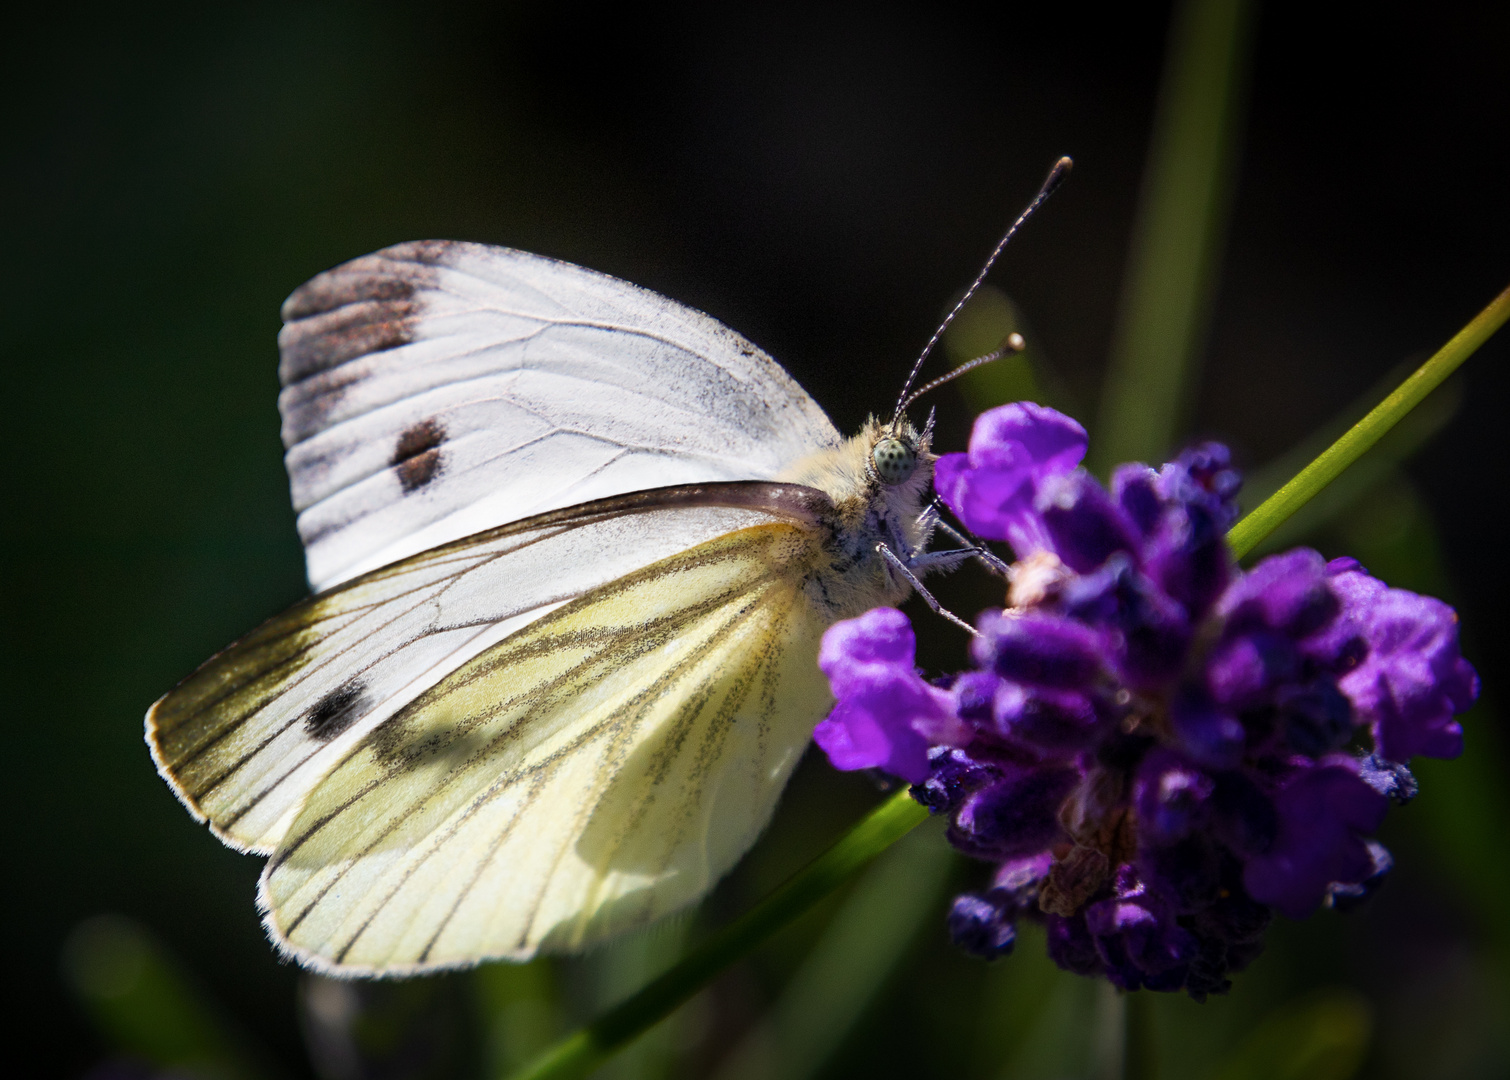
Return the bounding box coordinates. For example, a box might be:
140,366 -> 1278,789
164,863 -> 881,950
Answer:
1228,285 -> 1510,559
505,791 -> 929,1080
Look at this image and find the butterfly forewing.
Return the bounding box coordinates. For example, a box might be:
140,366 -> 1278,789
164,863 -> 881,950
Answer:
146,484 -> 830,855
260,522 -> 835,973
279,241 -> 839,591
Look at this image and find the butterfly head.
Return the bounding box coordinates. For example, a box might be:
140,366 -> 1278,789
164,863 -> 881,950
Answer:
778,414 -> 939,607
856,414 -> 936,546
866,412 -> 932,490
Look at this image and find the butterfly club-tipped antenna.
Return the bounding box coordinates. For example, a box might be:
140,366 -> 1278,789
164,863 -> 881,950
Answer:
897,332 -> 1026,417
889,155 -> 1073,432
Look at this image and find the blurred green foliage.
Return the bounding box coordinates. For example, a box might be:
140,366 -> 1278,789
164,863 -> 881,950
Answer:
1093,0 -> 1255,471
62,915 -> 275,1080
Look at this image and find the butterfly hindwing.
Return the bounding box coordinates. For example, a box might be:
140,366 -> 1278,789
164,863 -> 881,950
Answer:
259,521 -> 836,973
279,241 -> 840,590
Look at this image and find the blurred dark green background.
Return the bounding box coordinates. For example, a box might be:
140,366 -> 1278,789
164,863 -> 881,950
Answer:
5,2 -> 1508,1078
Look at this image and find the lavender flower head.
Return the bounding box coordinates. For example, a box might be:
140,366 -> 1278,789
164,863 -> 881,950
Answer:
817,402 -> 1478,999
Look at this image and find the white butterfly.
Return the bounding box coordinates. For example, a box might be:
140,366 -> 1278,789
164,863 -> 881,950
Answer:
145,239 -> 991,976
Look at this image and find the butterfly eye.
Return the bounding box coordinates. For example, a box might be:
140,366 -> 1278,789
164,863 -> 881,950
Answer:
872,437 -> 917,485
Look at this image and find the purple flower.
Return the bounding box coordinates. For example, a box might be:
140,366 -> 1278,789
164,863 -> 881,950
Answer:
949,764 -> 1078,860
1322,558 -> 1477,760
1083,866 -> 1200,990
1134,748 -> 1215,845
813,402 -> 1479,999
947,891 -> 1019,959
1242,759 -> 1388,918
932,402 -> 1088,556
813,607 -> 959,783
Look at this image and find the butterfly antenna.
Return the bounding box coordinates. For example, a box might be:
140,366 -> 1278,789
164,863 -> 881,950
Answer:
898,333 -> 1026,415
890,155 -> 1073,428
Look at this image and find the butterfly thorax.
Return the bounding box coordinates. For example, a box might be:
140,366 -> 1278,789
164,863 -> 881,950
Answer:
775,416 -> 936,618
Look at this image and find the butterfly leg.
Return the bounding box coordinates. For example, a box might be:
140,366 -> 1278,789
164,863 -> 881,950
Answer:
876,542 -> 979,636
919,502 -> 1012,576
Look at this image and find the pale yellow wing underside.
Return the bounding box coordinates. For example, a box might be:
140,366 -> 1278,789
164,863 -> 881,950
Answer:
145,488 -> 818,855
259,522 -> 835,975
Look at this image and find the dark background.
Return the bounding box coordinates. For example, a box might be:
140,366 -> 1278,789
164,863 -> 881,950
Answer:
5,2 -> 1508,1077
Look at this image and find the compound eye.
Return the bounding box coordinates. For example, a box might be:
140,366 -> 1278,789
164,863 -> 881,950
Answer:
872,437 -> 917,485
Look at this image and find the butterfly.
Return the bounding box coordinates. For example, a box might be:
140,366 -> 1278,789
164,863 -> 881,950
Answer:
145,163 -> 1066,977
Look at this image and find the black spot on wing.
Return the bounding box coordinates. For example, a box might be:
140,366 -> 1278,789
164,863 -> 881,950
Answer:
392,418 -> 446,493
304,680 -> 368,742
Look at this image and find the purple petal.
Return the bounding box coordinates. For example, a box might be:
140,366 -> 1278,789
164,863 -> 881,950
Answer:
1085,869 -> 1200,982
1034,470 -> 1140,572
1209,770 -> 1278,857
1205,630 -> 1299,709
1131,494 -> 1228,617
974,401 -> 1089,472
933,402 -> 1087,551
1357,753 -> 1417,805
813,692 -> 933,783
1241,760 -> 1388,918
1060,556 -> 1191,688
1133,748 -> 1214,845
1111,463 -> 1162,536
815,608 -> 955,782
1045,913 -> 1103,976
1274,679 -> 1354,756
1326,839 -> 1393,912
1218,548 -> 1337,638
992,682 -> 1112,753
994,850 -> 1056,894
912,745 -> 999,815
818,606 -> 916,691
1329,578 -> 1477,761
972,611 -> 1107,689
949,764 -> 1079,860
947,891 -> 1019,959
1169,685 -> 1246,769
1157,442 -> 1243,531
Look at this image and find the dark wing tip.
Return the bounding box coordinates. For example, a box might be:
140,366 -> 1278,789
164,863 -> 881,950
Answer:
277,242 -> 472,388
279,240 -> 461,322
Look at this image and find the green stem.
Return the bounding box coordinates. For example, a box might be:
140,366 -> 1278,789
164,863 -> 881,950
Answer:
504,790 -> 929,1080
1123,991 -> 1157,1080
1227,285 -> 1510,559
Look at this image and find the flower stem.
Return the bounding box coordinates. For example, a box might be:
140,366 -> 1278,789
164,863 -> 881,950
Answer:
502,790 -> 930,1080
1124,991 -> 1157,1080
1227,284 -> 1510,560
